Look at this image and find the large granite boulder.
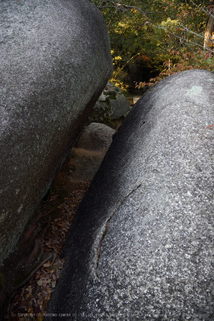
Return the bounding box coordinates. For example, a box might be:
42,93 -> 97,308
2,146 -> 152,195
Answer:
0,0 -> 112,266
46,69 -> 214,320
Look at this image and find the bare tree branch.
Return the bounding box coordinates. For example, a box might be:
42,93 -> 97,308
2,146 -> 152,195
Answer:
97,0 -> 214,53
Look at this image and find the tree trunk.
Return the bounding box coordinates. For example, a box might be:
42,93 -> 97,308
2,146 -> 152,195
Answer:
204,0 -> 214,49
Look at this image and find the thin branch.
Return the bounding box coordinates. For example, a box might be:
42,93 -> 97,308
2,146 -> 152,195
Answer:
98,0 -> 214,53
190,0 -> 214,19
114,53 -> 141,77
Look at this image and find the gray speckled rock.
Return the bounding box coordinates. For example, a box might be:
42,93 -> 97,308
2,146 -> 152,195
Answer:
46,70 -> 214,320
89,82 -> 130,123
76,122 -> 115,151
0,0 -> 112,266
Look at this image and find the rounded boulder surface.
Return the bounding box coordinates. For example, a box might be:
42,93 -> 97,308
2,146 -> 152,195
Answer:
46,69 -> 214,320
76,122 -> 116,151
0,0 -> 112,266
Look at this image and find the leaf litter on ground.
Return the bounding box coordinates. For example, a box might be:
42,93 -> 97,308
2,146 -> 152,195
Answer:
5,181 -> 91,321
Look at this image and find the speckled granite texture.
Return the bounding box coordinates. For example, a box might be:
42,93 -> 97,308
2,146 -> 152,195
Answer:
46,70 -> 214,320
0,0 -> 113,266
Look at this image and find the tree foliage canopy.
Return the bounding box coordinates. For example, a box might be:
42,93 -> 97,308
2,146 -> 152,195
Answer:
90,0 -> 214,90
